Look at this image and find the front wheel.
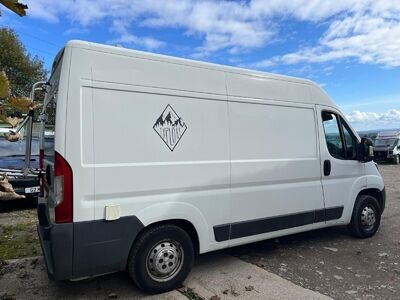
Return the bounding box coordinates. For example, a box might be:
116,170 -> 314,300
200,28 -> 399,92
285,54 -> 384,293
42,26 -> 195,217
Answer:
394,154 -> 400,165
127,224 -> 194,294
349,194 -> 381,238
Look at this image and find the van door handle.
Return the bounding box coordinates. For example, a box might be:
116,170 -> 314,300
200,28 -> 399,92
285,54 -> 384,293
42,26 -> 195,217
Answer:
324,160 -> 331,176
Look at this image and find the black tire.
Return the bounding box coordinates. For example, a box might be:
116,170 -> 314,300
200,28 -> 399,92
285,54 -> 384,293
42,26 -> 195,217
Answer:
394,155 -> 400,165
349,194 -> 381,238
127,224 -> 194,294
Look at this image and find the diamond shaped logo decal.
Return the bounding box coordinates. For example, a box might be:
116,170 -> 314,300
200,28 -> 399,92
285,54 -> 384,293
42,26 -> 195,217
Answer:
153,105 -> 187,151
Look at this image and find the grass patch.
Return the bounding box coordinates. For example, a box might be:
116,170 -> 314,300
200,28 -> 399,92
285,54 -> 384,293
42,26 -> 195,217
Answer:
0,222 -> 40,260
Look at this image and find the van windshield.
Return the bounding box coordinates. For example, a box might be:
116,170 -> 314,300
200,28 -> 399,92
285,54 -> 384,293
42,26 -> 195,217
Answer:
374,138 -> 397,147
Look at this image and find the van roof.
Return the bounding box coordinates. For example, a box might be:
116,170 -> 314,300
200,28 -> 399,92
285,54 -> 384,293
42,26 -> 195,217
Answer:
64,40 -> 337,109
65,40 -> 312,83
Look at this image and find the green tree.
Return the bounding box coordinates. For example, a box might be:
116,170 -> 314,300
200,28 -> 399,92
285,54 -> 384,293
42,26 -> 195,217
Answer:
0,28 -> 47,97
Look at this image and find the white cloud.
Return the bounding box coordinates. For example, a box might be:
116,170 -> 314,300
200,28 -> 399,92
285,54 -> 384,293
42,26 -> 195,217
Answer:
25,0 -> 354,54
347,111 -> 382,123
346,109 -> 400,129
249,0 -> 400,68
25,0 -> 400,67
26,0 -> 274,54
109,19 -> 165,50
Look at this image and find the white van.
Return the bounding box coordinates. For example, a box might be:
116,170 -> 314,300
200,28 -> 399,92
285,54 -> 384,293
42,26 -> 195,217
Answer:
37,41 -> 385,293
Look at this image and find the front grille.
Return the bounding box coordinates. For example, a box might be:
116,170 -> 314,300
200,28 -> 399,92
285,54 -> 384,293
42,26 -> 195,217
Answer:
374,151 -> 387,158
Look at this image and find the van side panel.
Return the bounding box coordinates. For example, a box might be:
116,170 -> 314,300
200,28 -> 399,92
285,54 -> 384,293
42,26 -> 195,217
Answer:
228,99 -> 324,223
88,51 -> 231,253
224,73 -> 325,245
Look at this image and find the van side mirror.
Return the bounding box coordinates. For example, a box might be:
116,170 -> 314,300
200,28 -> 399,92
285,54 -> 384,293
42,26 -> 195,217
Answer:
358,137 -> 374,162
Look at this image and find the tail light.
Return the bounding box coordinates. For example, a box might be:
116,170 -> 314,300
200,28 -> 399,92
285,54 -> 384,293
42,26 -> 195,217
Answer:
54,151 -> 73,223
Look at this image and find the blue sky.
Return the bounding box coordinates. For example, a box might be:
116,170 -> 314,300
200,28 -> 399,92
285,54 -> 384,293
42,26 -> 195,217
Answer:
1,0 -> 400,130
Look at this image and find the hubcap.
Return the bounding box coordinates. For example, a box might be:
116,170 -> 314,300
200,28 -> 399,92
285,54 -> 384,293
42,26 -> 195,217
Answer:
361,206 -> 376,231
146,240 -> 184,282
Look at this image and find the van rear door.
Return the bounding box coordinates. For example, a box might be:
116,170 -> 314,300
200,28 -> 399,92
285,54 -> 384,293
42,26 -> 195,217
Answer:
41,49 -> 63,222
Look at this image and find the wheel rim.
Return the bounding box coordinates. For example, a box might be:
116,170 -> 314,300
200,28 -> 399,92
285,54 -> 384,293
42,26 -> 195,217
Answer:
361,206 -> 376,231
146,239 -> 184,282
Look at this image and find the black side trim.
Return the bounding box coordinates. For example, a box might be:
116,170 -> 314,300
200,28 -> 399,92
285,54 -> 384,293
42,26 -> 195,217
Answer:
314,208 -> 326,223
325,206 -> 344,221
213,206 -> 344,242
214,224 -> 230,242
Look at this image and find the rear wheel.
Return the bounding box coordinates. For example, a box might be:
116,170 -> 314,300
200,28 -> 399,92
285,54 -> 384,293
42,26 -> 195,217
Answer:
349,194 -> 381,238
127,224 -> 194,294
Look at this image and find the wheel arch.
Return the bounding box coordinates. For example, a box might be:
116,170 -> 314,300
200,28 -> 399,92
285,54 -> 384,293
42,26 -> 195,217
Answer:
357,188 -> 385,212
133,201 -> 211,254
134,218 -> 200,255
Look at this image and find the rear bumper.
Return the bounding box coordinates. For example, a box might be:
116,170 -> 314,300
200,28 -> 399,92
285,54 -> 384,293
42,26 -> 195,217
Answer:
37,202 -> 144,281
3,176 -> 40,199
37,203 -> 73,280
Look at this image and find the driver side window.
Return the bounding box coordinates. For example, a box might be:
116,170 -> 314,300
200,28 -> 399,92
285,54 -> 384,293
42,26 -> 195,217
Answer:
322,111 -> 358,160
322,112 -> 344,159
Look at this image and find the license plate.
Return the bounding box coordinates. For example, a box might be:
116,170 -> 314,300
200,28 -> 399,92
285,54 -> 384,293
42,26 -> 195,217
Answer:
25,186 -> 40,194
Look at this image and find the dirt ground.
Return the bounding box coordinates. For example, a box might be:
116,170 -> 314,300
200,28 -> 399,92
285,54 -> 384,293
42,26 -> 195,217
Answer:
230,164 -> 400,299
0,164 -> 398,299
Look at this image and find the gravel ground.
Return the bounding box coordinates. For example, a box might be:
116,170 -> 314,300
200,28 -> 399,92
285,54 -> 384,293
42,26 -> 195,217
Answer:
0,257 -> 182,300
229,164 -> 400,299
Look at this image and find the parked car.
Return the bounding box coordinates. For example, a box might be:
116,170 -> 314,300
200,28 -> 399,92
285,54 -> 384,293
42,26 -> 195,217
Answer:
373,130 -> 400,164
0,133 -> 40,203
37,40 -> 385,293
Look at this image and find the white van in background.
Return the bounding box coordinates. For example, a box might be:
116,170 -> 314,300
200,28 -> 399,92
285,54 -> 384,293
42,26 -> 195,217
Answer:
374,130 -> 400,164
37,41 -> 385,294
